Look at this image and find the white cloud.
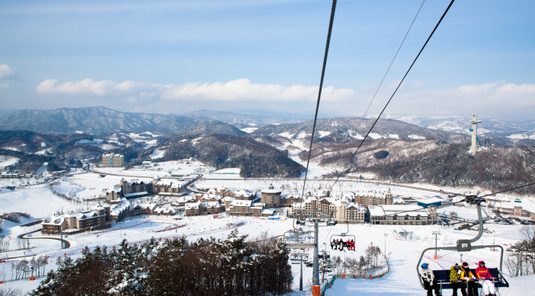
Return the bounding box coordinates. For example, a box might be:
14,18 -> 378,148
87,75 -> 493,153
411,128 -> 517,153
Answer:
34,78 -> 533,121
161,78 -> 354,102
390,81 -> 535,120
36,78 -> 355,103
0,64 -> 14,79
37,79 -> 124,96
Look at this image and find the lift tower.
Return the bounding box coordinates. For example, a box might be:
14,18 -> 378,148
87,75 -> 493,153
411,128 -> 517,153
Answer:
469,113 -> 481,155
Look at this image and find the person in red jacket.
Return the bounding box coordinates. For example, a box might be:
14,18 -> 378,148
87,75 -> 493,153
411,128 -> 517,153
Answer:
475,261 -> 496,296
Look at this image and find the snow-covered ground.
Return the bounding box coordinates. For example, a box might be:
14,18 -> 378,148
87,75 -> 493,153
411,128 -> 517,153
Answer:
1,161 -> 534,295
2,213 -> 531,295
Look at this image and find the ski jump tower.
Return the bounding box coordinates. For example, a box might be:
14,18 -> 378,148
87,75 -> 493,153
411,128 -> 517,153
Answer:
469,113 -> 482,155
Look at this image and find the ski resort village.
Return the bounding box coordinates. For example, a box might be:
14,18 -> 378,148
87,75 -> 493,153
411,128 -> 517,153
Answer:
1,156 -> 535,295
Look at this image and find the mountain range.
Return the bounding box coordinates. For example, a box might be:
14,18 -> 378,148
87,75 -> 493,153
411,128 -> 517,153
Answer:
0,107 -> 533,144
0,106 -> 533,193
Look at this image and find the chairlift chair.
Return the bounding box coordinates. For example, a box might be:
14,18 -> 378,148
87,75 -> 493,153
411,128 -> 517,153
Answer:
417,196 -> 509,292
283,228 -> 315,249
329,221 -> 356,251
327,219 -> 337,226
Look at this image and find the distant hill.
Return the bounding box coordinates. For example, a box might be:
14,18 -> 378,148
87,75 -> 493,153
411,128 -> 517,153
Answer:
370,144 -> 535,195
0,107 -> 532,147
251,117 -> 469,144
184,109 -> 309,129
0,112 -> 532,193
0,130 -> 61,153
0,106 -> 202,135
172,121 -> 246,139
387,115 -> 535,146
0,108 -> 17,118
159,133 -> 305,178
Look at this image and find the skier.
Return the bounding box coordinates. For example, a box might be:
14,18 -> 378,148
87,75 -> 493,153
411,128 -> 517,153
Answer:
475,261 -> 496,296
420,263 -> 441,296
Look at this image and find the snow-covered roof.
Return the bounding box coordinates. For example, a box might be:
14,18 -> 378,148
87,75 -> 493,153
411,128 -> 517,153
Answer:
111,199 -> 130,215
42,216 -> 66,225
231,200 -> 253,207
251,202 -> 265,208
369,205 -> 428,217
106,187 -> 121,193
262,208 -> 276,215
202,201 -> 220,208
261,188 -> 281,194
517,199 -> 535,214
154,206 -> 176,214
124,191 -> 149,198
354,189 -> 389,198
223,196 -> 234,202
156,180 -> 182,187
420,195 -> 447,204
185,201 -> 201,209
346,203 -> 366,212
75,211 -> 99,220
235,189 -> 256,197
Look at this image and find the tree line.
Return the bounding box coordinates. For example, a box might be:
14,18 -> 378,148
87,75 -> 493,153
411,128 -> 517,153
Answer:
30,231 -> 293,296
506,225 -> 535,276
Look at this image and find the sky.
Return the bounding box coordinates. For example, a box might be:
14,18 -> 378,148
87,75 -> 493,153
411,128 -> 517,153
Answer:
0,0 -> 534,122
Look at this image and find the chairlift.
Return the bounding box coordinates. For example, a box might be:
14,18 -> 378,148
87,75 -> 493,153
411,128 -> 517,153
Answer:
327,219 -> 337,226
329,222 -> 356,251
283,228 -> 315,249
417,195 -> 509,292
290,252 -> 309,264
318,249 -> 331,261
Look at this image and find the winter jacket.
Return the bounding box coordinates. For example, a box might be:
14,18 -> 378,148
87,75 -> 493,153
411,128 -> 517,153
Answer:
475,266 -> 493,280
420,268 -> 435,283
459,266 -> 476,281
449,266 -> 462,283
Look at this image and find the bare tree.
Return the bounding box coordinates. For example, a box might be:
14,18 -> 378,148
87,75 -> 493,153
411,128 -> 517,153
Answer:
342,257 -> 358,276
0,287 -> 23,296
36,255 -> 49,277
16,239 -> 29,250
506,225 -> 535,276
0,236 -> 10,252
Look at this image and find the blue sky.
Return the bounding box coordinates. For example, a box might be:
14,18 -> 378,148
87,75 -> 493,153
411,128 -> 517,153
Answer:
0,0 -> 534,122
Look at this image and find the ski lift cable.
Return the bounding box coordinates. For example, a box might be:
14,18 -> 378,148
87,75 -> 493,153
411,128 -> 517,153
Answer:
322,224 -> 334,245
299,0 -> 338,224
476,181 -> 535,199
362,0 -> 427,119
381,181 -> 535,218
319,0 -> 428,237
329,0 -> 457,190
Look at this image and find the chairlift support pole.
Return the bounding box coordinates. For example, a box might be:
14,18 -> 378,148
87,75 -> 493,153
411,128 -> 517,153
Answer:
285,220 -> 320,295
313,221 -> 319,289
300,254 -> 304,291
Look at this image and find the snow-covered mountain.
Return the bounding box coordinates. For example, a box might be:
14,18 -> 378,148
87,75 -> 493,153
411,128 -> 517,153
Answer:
384,114 -> 535,146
